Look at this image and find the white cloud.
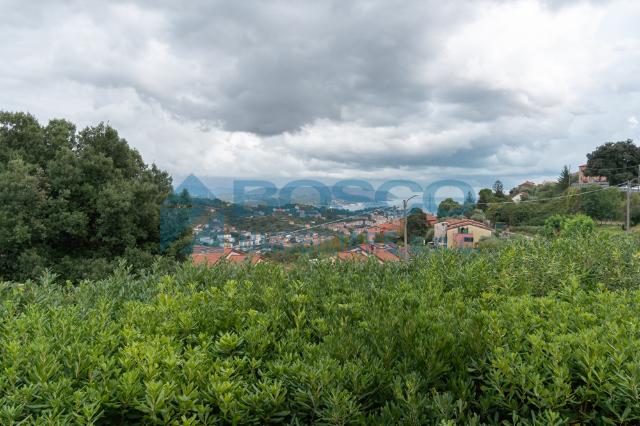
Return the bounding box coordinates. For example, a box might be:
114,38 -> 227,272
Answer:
1,0 -> 640,189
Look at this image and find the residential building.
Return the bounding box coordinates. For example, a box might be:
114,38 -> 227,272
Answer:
425,213 -> 438,226
191,245 -> 221,254
575,164 -> 608,187
512,192 -> 527,203
191,248 -> 263,266
336,243 -> 400,263
433,218 -> 493,248
366,220 -> 402,242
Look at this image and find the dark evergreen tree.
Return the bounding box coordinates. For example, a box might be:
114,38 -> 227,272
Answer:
558,165 -> 571,190
493,180 -> 504,197
463,191 -> 476,217
406,207 -> 429,241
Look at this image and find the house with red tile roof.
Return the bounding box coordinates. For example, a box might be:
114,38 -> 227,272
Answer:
336,243 -> 400,263
425,213 -> 438,226
371,248 -> 400,262
191,245 -> 221,254
433,218 -> 493,248
337,251 -> 368,261
192,248 -> 263,266
366,220 -> 402,242
575,164 -> 608,187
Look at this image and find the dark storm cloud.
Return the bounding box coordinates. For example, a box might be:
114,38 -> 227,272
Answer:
141,0 -> 476,135
0,0 -> 575,135
11,0 -> 477,136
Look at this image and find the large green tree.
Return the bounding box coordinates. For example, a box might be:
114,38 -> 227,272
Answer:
437,198 -> 463,218
0,111 -> 181,281
405,207 -> 429,241
477,188 -> 494,211
585,139 -> 640,185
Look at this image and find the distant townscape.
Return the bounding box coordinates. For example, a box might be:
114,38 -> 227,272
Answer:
180,147 -> 640,265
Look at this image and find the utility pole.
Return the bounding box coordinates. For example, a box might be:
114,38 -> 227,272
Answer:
627,179 -> 631,233
630,164 -> 640,232
402,195 -> 418,260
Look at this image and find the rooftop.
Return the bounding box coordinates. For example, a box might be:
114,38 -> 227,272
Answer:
437,218 -> 493,232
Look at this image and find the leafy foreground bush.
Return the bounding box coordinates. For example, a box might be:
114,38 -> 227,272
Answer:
2,234 -> 640,424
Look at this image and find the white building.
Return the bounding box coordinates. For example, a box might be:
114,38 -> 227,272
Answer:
512,192 -> 527,203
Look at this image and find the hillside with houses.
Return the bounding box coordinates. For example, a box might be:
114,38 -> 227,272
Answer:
180,142 -> 640,266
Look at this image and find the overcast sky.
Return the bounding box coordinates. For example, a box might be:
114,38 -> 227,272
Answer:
2,0 -> 640,190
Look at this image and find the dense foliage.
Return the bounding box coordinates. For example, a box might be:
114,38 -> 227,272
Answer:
477,185 -> 624,227
586,140 -> 640,185
0,112 -> 176,281
405,207 -> 429,242
466,142 -> 640,227
543,214 -> 596,237
437,198 -> 462,218
2,234 -> 640,424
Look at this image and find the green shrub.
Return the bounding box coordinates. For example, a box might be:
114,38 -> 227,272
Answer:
2,233 -> 640,424
544,214 -> 596,238
559,214 -> 596,237
508,225 -> 543,236
476,236 -> 506,251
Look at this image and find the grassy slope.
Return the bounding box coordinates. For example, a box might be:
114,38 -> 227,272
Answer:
2,234 -> 640,424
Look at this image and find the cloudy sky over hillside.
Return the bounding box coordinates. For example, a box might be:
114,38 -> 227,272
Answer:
2,0 -> 640,188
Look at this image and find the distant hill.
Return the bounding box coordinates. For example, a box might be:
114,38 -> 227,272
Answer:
175,174 -> 216,199
237,186 -> 398,207
175,176 -> 398,207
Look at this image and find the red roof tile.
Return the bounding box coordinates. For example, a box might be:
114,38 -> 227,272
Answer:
373,249 -> 400,262
192,248 -> 263,266
438,218 -> 493,231
337,251 -> 367,261
191,252 -> 226,266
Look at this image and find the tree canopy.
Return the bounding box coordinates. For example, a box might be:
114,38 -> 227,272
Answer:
585,139 -> 640,185
437,198 -> 462,218
0,111 -> 180,281
406,207 -> 429,241
477,188 -> 494,211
